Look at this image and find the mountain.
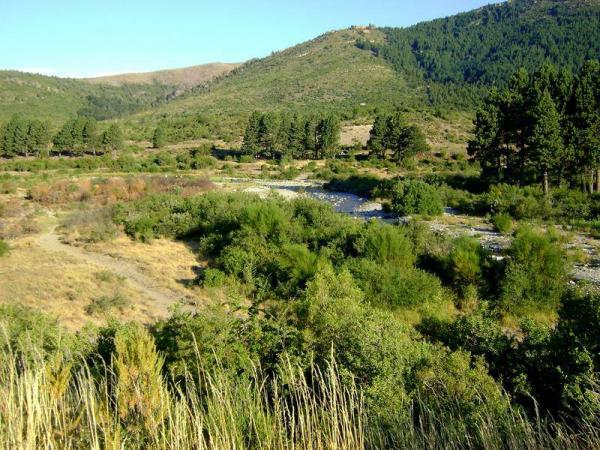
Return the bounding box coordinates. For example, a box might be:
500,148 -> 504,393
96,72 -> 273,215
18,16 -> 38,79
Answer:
0,63 -> 238,126
133,0 -> 600,129
0,71 -> 176,125
2,0 -> 599,131
84,63 -> 239,91
141,28 -> 420,119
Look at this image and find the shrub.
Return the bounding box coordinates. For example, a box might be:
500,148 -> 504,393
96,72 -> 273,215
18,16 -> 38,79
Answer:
325,174 -> 381,198
352,220 -> 414,267
0,239 -> 8,257
491,213 -> 515,235
389,180 -> 444,216
483,184 -> 547,220
191,155 -> 217,170
202,268 -> 229,288
347,258 -> 443,310
445,237 -> 488,289
85,292 -> 131,316
500,227 -> 568,314
551,188 -> 591,220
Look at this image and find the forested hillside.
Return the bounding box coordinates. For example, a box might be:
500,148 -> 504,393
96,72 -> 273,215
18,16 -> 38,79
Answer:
360,0 -> 600,105
0,71 -> 177,125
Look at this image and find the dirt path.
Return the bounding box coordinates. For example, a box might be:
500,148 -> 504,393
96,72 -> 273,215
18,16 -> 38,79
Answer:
37,227 -> 182,317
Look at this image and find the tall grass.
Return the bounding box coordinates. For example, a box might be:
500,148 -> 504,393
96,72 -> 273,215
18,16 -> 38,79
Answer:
0,326 -> 598,449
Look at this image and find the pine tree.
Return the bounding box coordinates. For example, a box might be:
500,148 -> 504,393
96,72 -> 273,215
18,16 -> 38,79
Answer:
528,90 -> 563,194
468,96 -> 503,182
277,112 -> 293,157
288,114 -> 304,159
102,124 -> 124,153
82,119 -> 97,154
27,120 -> 50,157
316,114 -> 340,159
303,117 -> 317,160
258,113 -> 279,158
241,112 -> 261,155
571,61 -> 600,191
152,126 -> 167,149
53,120 -> 75,156
1,115 -> 30,157
368,115 -> 388,159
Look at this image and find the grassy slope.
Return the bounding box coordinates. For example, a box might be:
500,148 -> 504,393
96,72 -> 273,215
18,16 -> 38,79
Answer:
84,63 -> 240,90
145,29 -> 423,118
0,71 -> 91,125
0,64 -> 237,127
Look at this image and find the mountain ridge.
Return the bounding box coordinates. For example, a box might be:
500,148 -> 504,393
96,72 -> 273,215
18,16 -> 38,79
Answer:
84,62 -> 240,91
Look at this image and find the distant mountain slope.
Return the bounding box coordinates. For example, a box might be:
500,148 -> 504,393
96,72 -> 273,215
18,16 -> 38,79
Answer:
369,0 -> 600,86
84,63 -> 239,91
2,0 -> 599,129
146,28 -> 422,118
0,71 -> 176,125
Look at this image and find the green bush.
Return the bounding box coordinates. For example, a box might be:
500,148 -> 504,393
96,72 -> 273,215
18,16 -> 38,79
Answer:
389,180 -> 444,216
445,237 -> 488,289
0,239 -> 9,257
500,227 -> 568,314
483,184 -> 547,220
352,220 -> 414,267
85,292 -> 131,316
347,258 -> 443,310
491,213 -> 515,235
325,174 -> 381,198
202,268 -> 229,288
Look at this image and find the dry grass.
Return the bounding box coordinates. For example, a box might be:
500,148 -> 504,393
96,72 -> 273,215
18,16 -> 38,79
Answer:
0,238 -> 178,330
85,62 -> 239,90
83,235 -> 205,302
28,175 -> 214,206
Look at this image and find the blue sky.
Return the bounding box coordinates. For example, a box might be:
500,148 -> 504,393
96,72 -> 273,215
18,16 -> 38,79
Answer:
0,0 -> 498,78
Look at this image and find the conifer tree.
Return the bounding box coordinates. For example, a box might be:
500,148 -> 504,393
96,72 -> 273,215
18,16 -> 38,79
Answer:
288,114 -> 304,159
26,120 -> 50,157
368,115 -> 388,159
528,90 -> 563,194
316,114 -> 340,159
82,119 -> 97,154
53,120 -> 75,156
102,124 -> 124,153
303,117 -> 318,160
241,112 -> 261,155
258,113 -> 279,158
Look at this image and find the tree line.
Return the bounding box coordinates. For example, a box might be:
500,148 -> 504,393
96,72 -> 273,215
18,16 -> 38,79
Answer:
367,111 -> 429,162
469,61 -> 600,194
241,111 -> 340,159
0,115 -> 124,158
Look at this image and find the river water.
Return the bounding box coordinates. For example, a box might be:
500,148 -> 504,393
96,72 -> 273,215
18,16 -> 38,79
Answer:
219,178 -> 391,220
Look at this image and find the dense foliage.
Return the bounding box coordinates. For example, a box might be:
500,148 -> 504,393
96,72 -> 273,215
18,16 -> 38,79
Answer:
0,115 -> 124,157
359,0 -> 600,108
0,115 -> 50,157
367,111 -> 429,162
469,62 -> 600,193
2,190 -> 594,447
241,111 -> 340,159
